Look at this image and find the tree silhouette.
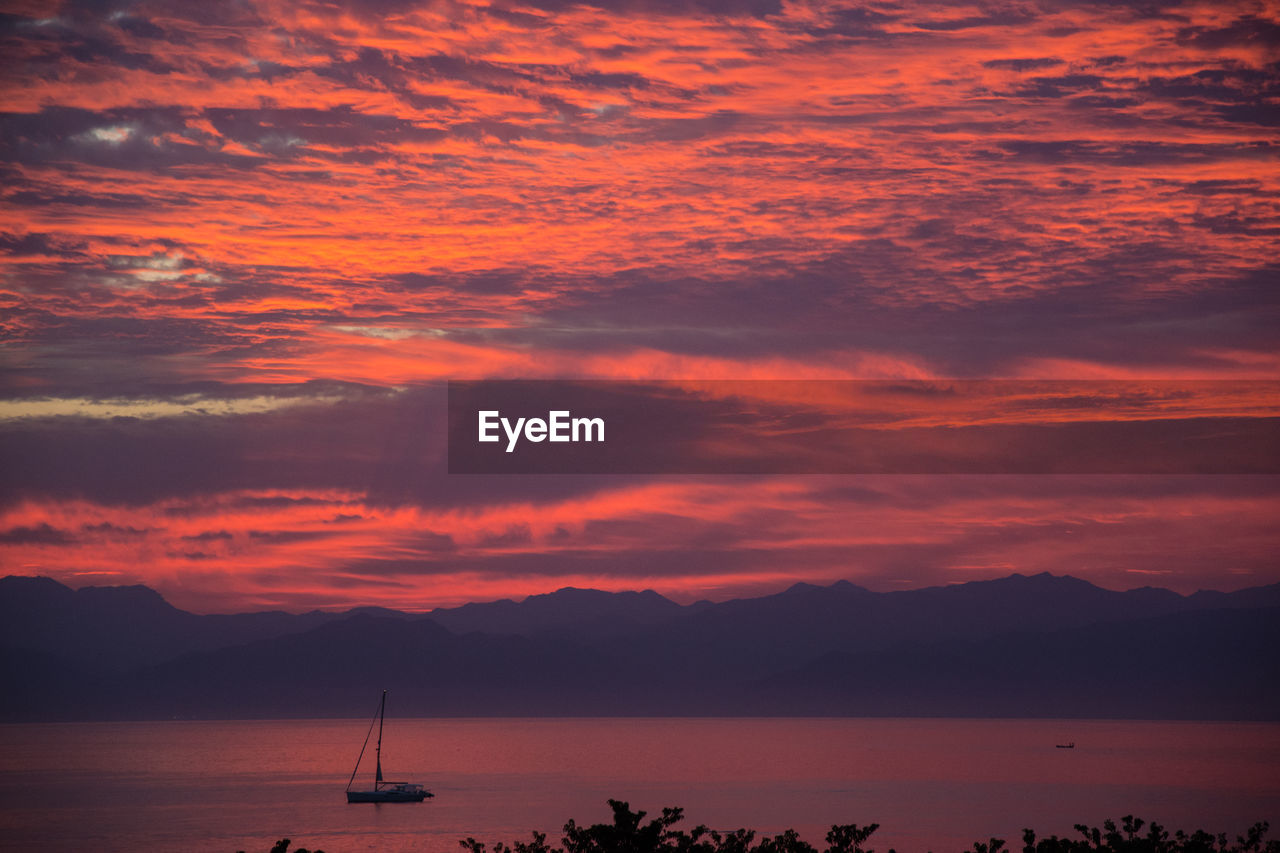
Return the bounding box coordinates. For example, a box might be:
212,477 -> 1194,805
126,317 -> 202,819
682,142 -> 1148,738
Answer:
229,804 -> 1280,853
233,840 -> 325,853
461,799 -> 883,853
1019,817 -> 1277,853
455,801 -> 1278,853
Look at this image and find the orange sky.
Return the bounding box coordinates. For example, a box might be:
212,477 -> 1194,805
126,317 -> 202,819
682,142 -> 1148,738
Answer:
1,0 -> 1277,611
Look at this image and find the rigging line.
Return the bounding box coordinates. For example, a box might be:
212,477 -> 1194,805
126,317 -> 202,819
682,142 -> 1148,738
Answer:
345,695 -> 383,792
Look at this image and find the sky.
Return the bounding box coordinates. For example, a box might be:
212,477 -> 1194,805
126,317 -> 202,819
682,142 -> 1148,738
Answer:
1,0 -> 1278,613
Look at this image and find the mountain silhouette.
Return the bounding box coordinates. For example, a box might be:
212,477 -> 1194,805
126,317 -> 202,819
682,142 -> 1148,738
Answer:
426,586 -> 687,638
0,575 -> 344,671
2,573 -> 1277,720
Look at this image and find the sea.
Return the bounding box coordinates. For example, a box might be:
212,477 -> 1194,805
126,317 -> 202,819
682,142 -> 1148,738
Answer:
1,718 -> 1277,853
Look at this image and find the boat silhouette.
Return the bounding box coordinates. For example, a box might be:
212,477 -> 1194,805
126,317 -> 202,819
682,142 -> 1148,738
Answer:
345,690 -> 432,803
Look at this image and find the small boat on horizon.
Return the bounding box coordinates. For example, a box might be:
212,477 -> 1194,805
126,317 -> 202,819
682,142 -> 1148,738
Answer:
345,690 -> 432,803
1056,742 -> 1076,749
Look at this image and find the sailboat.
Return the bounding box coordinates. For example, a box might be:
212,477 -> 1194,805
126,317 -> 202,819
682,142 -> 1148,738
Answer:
345,690 -> 432,803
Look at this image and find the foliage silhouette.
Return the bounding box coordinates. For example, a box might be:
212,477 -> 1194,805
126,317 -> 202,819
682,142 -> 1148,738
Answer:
234,839 -> 325,853
229,805 -> 1280,853
461,799 -> 881,853
456,801 -> 1279,853
1019,815 -> 1278,853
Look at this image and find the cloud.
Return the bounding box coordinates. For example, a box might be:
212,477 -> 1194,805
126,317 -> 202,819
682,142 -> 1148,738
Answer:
1,0 -> 1277,609
2,475 -> 1278,611
1176,16 -> 1280,50
982,57 -> 1064,71
0,522 -> 76,545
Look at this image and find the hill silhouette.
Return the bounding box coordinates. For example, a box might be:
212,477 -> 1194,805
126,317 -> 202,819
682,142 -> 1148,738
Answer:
2,572 -> 1277,720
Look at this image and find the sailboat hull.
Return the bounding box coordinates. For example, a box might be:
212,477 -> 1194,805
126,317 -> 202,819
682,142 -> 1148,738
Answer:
346,787 -> 431,803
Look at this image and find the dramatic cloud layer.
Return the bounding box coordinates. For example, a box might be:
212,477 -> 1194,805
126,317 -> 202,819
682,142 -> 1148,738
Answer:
2,0 -> 1277,610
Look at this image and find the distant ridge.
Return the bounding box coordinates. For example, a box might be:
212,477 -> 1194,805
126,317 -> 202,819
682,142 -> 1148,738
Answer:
2,572 -> 1277,721
426,586 -> 686,637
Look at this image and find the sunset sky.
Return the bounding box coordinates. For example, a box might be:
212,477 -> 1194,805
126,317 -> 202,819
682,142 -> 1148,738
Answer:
2,0 -> 1278,613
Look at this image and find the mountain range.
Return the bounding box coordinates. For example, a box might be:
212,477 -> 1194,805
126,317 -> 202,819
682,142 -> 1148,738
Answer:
2,572 -> 1277,721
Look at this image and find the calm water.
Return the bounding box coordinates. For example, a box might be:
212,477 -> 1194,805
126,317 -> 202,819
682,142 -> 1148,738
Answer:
1,718 -> 1277,853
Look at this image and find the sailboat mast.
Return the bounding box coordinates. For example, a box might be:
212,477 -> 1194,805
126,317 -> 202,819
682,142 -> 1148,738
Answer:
375,689 -> 386,787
